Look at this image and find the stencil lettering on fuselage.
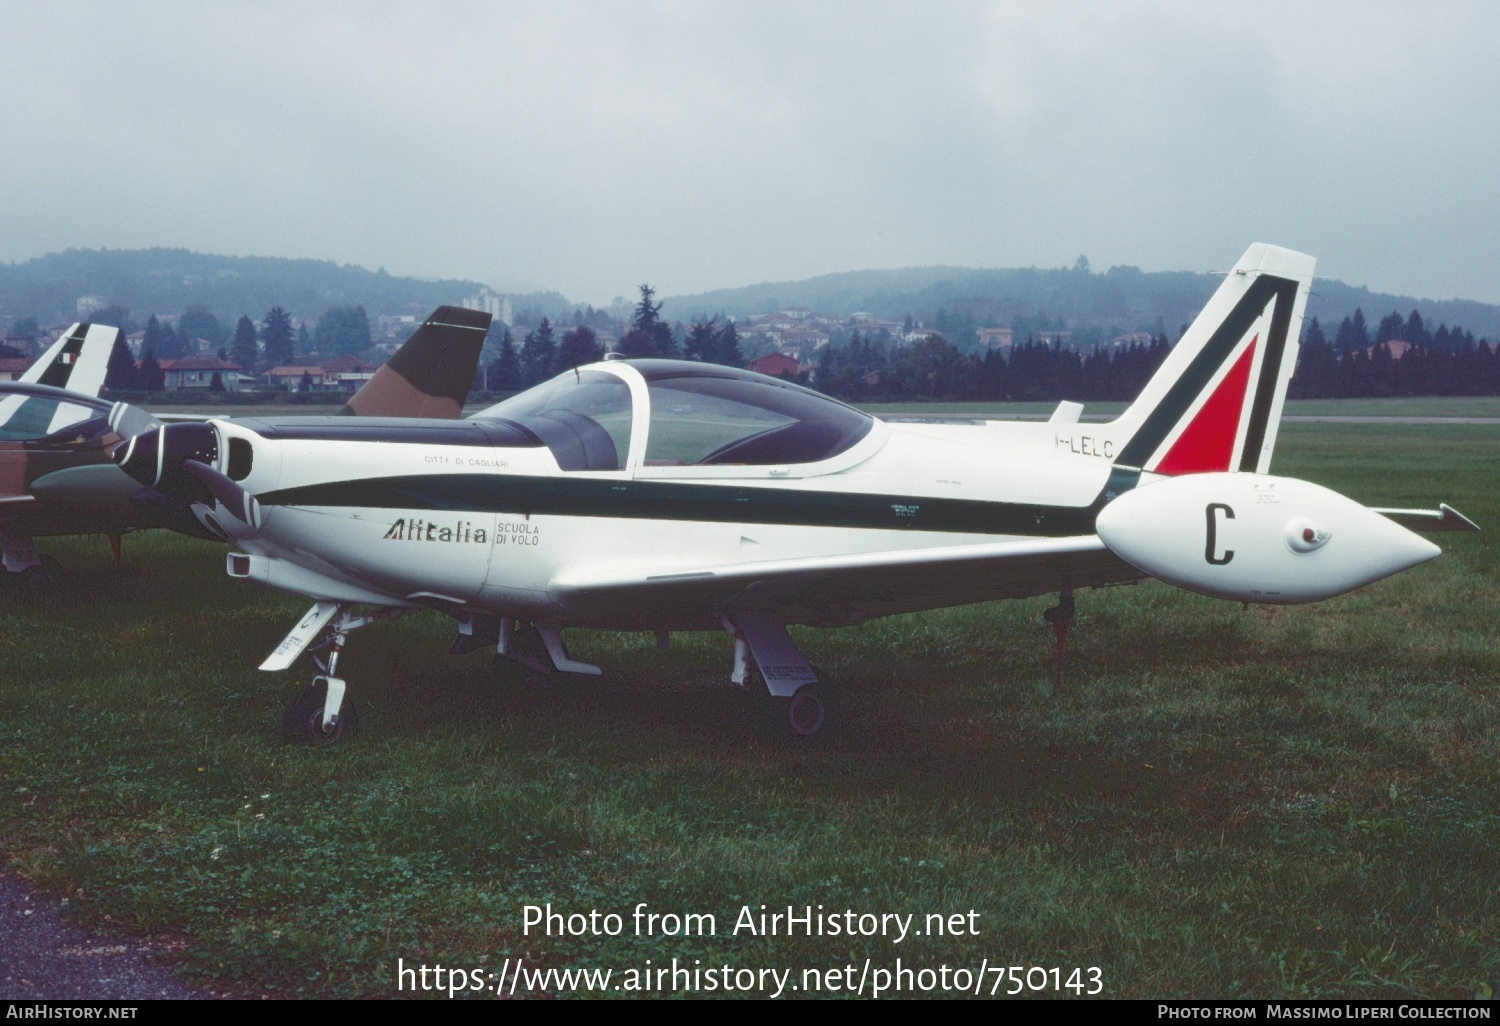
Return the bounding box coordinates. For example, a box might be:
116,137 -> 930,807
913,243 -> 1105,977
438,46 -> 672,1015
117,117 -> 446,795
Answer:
494,520 -> 541,546
382,517 -> 490,544
1054,434 -> 1113,459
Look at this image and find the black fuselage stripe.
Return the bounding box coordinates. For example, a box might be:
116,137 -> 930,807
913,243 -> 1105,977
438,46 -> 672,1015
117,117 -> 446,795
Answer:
258,467 -> 1142,538
1116,275 -> 1295,468
1236,278 -> 1298,472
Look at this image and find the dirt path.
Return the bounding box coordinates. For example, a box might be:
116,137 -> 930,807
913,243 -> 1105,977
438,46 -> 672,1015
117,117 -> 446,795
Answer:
0,874 -> 205,1000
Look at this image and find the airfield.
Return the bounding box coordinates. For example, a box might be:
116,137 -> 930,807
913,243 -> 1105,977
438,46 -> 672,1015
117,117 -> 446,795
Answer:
1,401 -> 1495,999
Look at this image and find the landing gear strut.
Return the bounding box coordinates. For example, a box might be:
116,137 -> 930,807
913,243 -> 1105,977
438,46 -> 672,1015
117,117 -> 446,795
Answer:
1,529 -> 62,594
282,678 -> 359,745
271,602 -> 403,745
724,613 -> 836,742
1043,584 -> 1075,694
488,617 -> 602,692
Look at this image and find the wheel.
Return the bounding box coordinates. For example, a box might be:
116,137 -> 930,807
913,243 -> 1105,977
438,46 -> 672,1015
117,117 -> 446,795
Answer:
758,670 -> 836,742
18,557 -> 63,593
490,654 -> 554,692
281,680 -> 359,745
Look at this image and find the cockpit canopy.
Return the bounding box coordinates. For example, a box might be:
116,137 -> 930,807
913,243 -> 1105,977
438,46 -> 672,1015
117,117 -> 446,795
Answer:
0,385 -> 116,444
473,359 -> 873,472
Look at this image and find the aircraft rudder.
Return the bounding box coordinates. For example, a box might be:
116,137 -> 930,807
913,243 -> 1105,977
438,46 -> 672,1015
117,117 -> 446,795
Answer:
1106,244 -> 1315,477
340,306 -> 492,418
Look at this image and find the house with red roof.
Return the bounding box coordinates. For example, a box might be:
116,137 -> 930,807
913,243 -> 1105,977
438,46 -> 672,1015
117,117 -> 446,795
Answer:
159,356 -> 244,392
747,352 -> 806,379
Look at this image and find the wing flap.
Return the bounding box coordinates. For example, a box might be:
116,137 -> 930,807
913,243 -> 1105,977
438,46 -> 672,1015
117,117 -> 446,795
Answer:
548,536 -> 1139,627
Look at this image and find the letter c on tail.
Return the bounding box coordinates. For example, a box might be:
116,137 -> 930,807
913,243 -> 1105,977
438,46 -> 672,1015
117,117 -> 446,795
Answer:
1205,503 -> 1235,565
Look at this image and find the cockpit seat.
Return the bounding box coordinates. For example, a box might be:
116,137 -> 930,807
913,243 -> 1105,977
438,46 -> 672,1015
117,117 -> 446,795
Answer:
526,410 -> 619,471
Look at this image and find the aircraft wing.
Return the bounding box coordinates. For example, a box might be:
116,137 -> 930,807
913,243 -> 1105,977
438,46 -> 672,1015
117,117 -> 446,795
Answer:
548,535 -> 1139,628
20,323 -> 120,396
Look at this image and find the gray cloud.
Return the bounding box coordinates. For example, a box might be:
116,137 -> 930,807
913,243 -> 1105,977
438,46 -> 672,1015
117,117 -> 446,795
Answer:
1,1 -> 1497,304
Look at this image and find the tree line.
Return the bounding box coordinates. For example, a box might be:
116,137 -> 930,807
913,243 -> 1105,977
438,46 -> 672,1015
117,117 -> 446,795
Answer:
480,286 -> 745,391
94,304 -> 373,391
1288,311 -> 1500,399
787,308 -> 1498,404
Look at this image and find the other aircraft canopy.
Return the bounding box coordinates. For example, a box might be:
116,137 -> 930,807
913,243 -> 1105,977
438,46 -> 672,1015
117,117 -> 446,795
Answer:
0,384 -> 152,444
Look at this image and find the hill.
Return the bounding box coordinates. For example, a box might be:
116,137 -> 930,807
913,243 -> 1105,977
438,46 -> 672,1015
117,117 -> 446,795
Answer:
0,248 -> 569,329
664,262 -> 1500,342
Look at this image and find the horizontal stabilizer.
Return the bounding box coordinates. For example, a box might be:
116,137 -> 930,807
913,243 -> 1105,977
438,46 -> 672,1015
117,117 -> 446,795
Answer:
1372,503 -> 1480,533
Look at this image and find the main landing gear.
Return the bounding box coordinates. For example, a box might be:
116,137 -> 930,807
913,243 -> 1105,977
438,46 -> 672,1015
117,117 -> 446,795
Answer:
269,602 -> 404,745
1043,583 -> 1076,694
723,613 -> 836,742
0,529 -> 64,595
456,615 -> 603,692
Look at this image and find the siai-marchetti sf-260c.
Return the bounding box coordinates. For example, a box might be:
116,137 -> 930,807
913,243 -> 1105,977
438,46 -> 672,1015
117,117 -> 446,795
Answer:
117,244 -> 1476,743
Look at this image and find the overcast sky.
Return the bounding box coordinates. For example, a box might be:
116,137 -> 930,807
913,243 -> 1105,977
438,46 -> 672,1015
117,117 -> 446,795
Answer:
3,1 -> 1498,305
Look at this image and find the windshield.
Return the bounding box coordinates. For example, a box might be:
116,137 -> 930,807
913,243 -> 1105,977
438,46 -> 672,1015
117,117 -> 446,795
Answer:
644,373 -> 872,466
474,370 -> 632,471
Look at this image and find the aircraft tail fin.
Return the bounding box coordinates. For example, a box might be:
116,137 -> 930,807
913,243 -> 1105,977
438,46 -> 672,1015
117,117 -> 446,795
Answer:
1104,244 -> 1315,475
21,323 -> 121,397
338,305 -> 492,418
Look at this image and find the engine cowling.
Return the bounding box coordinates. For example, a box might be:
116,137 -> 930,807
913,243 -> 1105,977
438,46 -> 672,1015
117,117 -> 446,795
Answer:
1095,473 -> 1440,604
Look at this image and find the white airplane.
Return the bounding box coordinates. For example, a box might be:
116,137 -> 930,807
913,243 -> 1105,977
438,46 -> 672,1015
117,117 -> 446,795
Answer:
117,244 -> 1476,744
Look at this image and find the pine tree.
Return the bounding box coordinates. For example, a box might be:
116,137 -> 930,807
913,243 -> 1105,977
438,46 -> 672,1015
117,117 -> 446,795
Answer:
142,316 -> 167,361
314,305 -> 372,357
103,333 -> 137,391
519,318 -> 557,386
684,318 -> 718,361
1289,318 -> 1336,399
713,319 -> 743,367
486,329 -> 522,391
136,346 -> 165,391
626,284 -> 677,356
179,304 -> 224,349
230,315 -> 259,374
556,325 -> 603,369
261,307 -> 295,368
1402,309 -> 1430,347
1375,311 -> 1405,344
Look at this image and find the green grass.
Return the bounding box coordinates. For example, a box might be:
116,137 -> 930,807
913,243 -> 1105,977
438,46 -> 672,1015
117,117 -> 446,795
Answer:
0,424 -> 1496,999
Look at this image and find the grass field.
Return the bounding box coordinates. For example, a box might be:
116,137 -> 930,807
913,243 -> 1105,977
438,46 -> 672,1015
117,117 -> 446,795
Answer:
1,422 -> 1496,999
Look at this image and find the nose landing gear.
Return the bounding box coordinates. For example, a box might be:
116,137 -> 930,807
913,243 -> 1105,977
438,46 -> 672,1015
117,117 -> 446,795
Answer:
266,601 -> 404,745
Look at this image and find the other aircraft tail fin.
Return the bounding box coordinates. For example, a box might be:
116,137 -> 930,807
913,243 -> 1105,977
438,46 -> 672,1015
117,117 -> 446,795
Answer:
21,323 -> 121,397
338,305 -> 492,418
1103,244 -> 1315,475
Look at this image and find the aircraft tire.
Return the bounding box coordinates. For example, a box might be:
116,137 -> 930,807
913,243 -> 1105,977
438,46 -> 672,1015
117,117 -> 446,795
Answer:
281,681 -> 359,746
758,670 -> 835,743
490,654 -> 555,693
19,557 -> 63,593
